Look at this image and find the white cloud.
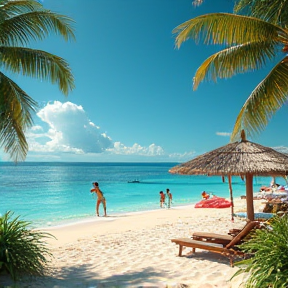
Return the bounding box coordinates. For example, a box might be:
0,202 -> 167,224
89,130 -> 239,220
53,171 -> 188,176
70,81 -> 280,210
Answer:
109,142 -> 165,156
25,101 -> 171,160
272,146 -> 288,154
168,151 -> 196,160
28,101 -> 113,154
30,125 -> 43,132
216,132 -> 231,137
22,101 -> 197,162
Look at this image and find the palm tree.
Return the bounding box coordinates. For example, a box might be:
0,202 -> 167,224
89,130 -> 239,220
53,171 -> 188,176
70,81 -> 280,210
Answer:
0,0 -> 75,162
173,11 -> 288,141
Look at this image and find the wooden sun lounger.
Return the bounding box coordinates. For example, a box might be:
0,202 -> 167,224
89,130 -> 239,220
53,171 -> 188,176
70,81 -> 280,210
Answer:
192,232 -> 233,245
191,223 -> 250,245
171,220 -> 259,266
170,238 -> 242,266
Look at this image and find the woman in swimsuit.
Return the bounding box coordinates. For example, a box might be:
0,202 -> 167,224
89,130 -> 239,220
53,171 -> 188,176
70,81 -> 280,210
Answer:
91,182 -> 107,216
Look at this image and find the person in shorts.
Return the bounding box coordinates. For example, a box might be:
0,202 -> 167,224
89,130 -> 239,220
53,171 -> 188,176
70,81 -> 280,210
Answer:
166,188 -> 172,208
159,191 -> 165,208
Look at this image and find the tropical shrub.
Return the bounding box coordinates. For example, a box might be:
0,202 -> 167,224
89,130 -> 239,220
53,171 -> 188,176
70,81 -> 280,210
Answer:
232,215 -> 288,287
0,211 -> 54,280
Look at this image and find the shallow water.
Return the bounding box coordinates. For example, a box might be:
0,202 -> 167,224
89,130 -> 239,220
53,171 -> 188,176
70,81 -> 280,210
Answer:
0,162 -> 280,227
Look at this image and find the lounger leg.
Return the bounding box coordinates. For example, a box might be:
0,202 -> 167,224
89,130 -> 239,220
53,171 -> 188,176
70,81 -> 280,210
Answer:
229,256 -> 234,267
178,245 -> 183,256
192,248 -> 196,253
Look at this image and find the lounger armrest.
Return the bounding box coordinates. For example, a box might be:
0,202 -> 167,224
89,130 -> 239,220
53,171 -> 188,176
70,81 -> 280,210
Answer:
226,221 -> 260,248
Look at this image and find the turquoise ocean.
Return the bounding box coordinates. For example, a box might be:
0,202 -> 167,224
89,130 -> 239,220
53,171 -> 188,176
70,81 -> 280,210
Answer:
1,162 -> 282,228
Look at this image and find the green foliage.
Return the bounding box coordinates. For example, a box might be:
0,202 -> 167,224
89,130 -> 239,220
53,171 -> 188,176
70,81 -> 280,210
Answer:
232,215 -> 288,287
0,0 -> 75,162
234,0 -> 288,28
173,11 -> 288,142
0,211 -> 54,280
191,0 -> 288,27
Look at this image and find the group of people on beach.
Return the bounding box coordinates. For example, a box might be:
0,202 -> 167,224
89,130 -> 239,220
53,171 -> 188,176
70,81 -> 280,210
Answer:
159,188 -> 173,208
90,183 -> 174,217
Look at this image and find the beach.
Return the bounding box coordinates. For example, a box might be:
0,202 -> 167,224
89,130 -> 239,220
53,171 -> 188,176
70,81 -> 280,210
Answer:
1,198 -> 264,288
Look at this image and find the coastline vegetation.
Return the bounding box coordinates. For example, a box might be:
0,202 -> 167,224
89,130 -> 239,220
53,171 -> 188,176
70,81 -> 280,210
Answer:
233,215 -> 288,287
0,211 -> 54,280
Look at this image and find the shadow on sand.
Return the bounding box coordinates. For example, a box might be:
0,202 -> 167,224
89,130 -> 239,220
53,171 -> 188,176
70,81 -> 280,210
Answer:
0,264 -> 187,288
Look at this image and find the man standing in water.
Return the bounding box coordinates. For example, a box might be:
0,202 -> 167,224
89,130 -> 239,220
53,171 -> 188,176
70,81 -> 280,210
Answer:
91,182 -> 107,216
166,188 -> 172,208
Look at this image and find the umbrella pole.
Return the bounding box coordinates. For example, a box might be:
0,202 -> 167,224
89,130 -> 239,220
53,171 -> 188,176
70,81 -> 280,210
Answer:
246,173 -> 255,221
228,175 -> 234,222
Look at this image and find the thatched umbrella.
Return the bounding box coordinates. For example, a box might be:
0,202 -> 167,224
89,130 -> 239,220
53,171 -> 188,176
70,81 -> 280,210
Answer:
169,130 -> 288,221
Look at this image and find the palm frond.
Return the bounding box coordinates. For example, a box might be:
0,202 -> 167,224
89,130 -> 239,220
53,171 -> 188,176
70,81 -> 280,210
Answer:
0,0 -> 43,18
1,46 -> 75,95
0,0 -> 75,162
231,57 -> 288,141
0,72 -> 37,162
0,10 -> 75,46
0,113 -> 28,162
234,0 -> 288,28
193,40 -> 279,89
173,13 -> 286,48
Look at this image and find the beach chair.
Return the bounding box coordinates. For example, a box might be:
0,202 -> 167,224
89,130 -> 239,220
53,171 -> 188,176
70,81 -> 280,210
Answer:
192,232 -> 233,245
191,221 -> 256,245
171,220 -> 259,266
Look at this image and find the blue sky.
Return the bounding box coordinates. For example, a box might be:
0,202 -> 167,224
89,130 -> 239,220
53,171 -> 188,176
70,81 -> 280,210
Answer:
1,0 -> 288,162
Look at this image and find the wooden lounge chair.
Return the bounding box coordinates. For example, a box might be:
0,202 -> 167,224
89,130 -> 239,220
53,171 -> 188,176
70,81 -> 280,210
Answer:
191,221 -> 255,245
192,232 -> 233,245
171,220 -> 259,266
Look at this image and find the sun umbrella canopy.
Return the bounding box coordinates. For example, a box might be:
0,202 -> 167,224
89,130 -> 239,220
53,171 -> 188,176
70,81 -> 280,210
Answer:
169,140 -> 288,176
169,130 -> 288,220
170,140 -> 288,176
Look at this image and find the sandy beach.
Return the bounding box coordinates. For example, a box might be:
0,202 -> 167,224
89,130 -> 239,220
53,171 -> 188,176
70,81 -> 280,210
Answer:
1,198 -> 264,288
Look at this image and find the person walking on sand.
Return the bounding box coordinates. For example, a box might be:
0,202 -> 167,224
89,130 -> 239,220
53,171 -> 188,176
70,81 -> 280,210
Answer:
91,182 -> 107,216
159,191 -> 165,208
166,188 -> 172,208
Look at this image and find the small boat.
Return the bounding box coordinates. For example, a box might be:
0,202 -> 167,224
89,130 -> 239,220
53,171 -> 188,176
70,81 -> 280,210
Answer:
128,180 -> 140,183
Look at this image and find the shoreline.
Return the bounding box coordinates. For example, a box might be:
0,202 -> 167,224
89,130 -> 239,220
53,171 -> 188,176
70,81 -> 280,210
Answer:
38,198 -> 235,230
41,204 -> 201,246
36,202 -> 204,230
40,197 -> 263,247
40,196 -> 263,248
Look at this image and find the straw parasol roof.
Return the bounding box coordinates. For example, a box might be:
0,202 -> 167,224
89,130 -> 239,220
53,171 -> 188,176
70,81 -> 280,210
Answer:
169,130 -> 288,221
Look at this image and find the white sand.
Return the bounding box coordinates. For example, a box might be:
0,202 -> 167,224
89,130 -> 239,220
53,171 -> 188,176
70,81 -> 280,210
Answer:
1,199 -> 264,288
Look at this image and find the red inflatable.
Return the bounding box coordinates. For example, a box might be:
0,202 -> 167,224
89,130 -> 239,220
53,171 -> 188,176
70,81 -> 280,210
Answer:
195,196 -> 232,208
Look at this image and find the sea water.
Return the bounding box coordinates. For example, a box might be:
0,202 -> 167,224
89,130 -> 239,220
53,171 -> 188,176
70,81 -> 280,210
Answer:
0,162 -> 282,228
